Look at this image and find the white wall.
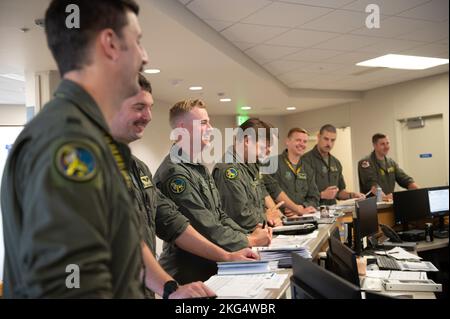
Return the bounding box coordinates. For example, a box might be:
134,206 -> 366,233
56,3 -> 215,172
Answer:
0,104 -> 26,125
280,72 -> 449,191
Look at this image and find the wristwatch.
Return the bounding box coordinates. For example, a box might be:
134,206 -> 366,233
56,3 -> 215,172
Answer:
163,280 -> 179,299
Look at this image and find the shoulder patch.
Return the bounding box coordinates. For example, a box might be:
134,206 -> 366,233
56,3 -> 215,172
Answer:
361,160 -> 370,168
169,176 -> 187,194
225,167 -> 239,180
55,142 -> 97,182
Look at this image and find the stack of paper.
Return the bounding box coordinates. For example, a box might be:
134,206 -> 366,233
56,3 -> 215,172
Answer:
204,273 -> 290,298
216,260 -> 271,275
253,234 -> 315,267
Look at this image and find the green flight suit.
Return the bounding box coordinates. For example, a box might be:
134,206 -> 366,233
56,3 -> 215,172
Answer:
212,147 -> 266,232
302,145 -> 346,205
358,151 -> 415,194
1,80 -> 142,298
130,156 -> 190,298
269,150 -> 320,208
153,145 -> 249,284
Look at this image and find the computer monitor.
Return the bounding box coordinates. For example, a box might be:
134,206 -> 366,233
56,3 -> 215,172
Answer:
353,197 -> 378,254
393,188 -> 429,227
290,253 -> 361,299
427,186 -> 449,232
327,236 -> 360,286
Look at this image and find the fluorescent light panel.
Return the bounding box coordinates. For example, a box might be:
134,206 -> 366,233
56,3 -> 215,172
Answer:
356,54 -> 449,70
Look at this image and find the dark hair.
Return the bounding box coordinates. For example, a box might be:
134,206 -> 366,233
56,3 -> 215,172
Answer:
319,124 -> 336,135
287,127 -> 308,138
372,133 -> 387,144
237,118 -> 274,142
138,73 -> 152,94
45,0 -> 139,76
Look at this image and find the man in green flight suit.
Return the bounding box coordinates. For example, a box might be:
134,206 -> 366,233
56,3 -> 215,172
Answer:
269,128 -> 320,215
212,118 -> 283,232
110,74 -> 256,298
154,99 -> 272,284
303,124 -> 365,205
1,0 -> 149,298
358,133 -> 418,201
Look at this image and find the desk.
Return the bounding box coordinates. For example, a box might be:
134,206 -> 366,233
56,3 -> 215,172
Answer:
265,223 -> 337,299
416,237 -> 449,252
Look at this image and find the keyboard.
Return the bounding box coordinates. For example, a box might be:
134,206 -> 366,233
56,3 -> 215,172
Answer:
376,256 -> 401,270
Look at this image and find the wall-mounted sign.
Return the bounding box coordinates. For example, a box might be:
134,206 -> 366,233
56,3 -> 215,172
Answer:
419,153 -> 432,158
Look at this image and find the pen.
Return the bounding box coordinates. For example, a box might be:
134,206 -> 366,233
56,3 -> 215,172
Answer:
364,190 -> 372,197
262,221 -> 266,229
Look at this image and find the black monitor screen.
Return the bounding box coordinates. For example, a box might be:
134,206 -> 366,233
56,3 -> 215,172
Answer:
393,189 -> 429,223
428,186 -> 449,216
291,253 -> 361,299
327,236 -> 359,287
356,197 -> 379,238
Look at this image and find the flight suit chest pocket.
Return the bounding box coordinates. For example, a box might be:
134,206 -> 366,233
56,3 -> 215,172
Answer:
199,180 -> 216,210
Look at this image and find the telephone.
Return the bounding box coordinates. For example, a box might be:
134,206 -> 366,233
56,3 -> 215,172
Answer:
380,224 -> 402,243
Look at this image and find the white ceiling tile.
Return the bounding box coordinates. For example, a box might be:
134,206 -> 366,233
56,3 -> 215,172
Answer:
187,0 -> 271,22
221,23 -> 289,43
283,48 -> 345,61
300,62 -> 345,73
358,38 -> 426,54
342,0 -> 430,15
263,60 -> 309,75
266,29 -> 338,47
401,43 -> 449,58
245,45 -> 300,61
325,51 -> 379,64
395,21 -> 449,42
178,0 -> 192,5
399,0 -> 449,22
203,19 -> 234,32
232,41 -> 257,51
314,34 -> 377,51
327,64 -> 374,75
351,16 -> 437,38
242,2 -> 332,28
278,71 -> 321,85
276,0 -> 355,9
301,9 -> 368,33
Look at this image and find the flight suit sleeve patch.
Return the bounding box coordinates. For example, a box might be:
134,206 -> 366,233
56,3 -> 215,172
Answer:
55,142 -> 97,182
225,167 -> 239,180
361,160 -> 370,168
169,176 -> 187,194
140,175 -> 153,188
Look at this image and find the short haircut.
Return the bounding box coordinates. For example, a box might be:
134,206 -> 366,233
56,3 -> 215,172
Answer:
45,0 -> 139,76
287,127 -> 308,138
319,124 -> 336,135
237,118 -> 274,142
372,133 -> 387,144
138,73 -> 152,94
169,99 -> 206,128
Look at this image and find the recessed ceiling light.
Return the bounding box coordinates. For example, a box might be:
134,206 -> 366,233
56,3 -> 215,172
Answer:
220,98 -> 231,102
356,54 -> 449,70
286,106 -> 296,111
189,86 -> 203,91
241,106 -> 252,110
144,68 -> 160,74
0,73 -> 25,82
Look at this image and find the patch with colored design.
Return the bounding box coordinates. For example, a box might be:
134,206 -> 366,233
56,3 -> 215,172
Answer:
225,167 -> 238,180
140,175 -> 152,188
387,167 -> 395,173
361,161 -> 370,168
380,169 -> 385,176
169,176 -> 186,194
55,142 -> 97,182
330,166 -> 338,172
297,173 -> 307,180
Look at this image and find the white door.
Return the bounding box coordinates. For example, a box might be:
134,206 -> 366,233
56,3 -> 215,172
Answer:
398,115 -> 447,188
